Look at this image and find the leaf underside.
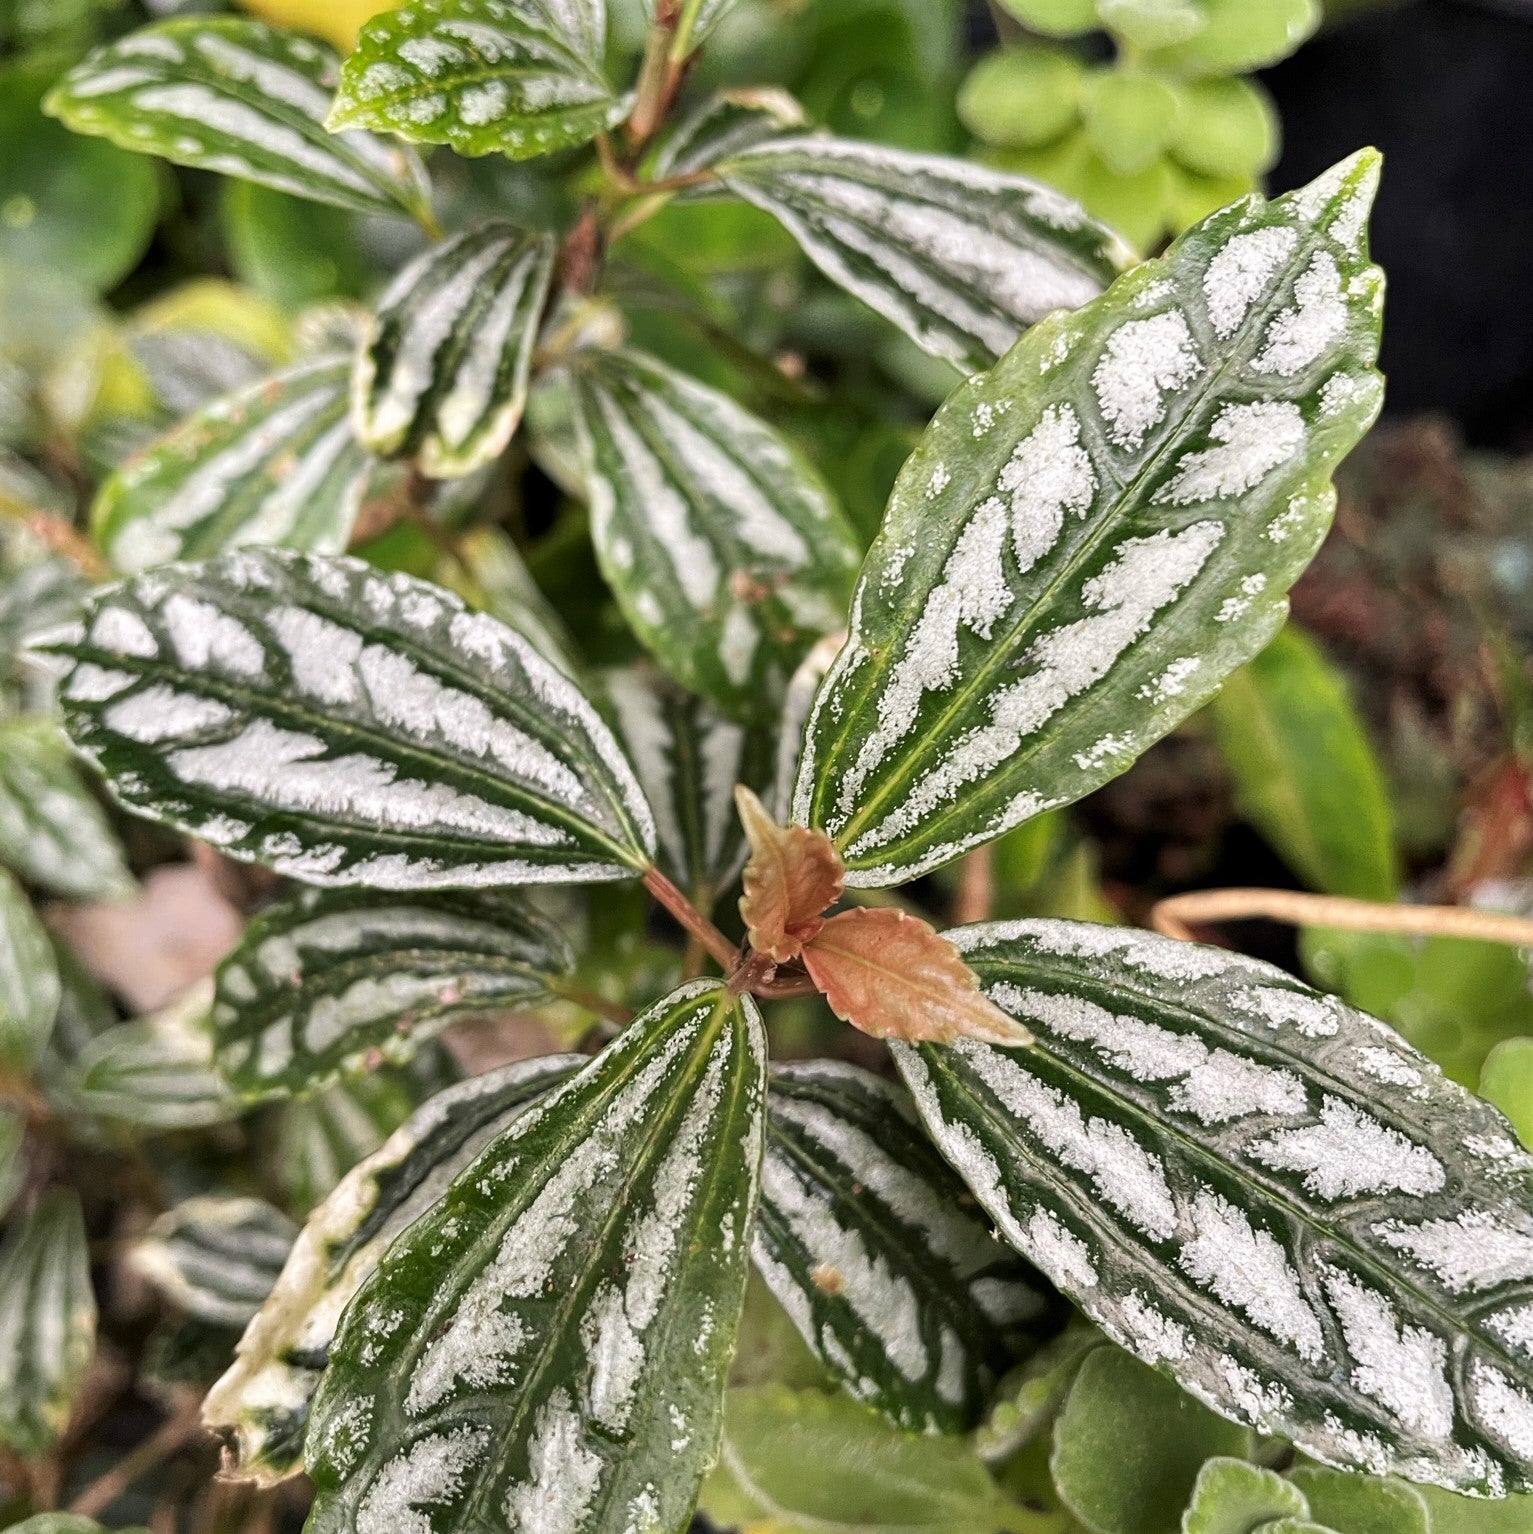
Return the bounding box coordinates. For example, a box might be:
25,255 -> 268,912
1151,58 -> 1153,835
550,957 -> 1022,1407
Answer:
46,19 -> 432,220
897,917 -> 1533,1494
304,981 -> 765,1534
793,150 -> 1384,887
756,1060 -> 1043,1432
212,887 -> 571,1100
46,549 -> 658,889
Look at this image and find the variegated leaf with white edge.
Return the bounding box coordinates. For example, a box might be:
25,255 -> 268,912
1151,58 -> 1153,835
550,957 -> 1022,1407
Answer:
0,868 -> 60,1073
44,550 -> 658,888
63,981 -> 242,1131
0,718 -> 132,901
757,1061 -> 1045,1433
794,152 -> 1385,887
206,1056 -> 581,1485
330,0 -> 628,162
353,223 -> 556,479
0,1191 -> 96,1458
213,886 -> 572,1099
303,981 -> 766,1534
567,347 -> 859,719
897,917 -> 1533,1495
93,355 -> 375,575
130,1196 -> 296,1328
45,19 -> 433,222
714,134 -> 1133,373
604,666 -> 773,911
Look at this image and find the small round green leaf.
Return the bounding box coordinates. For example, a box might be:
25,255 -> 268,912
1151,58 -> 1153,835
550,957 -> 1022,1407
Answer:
1285,1464 -> 1429,1534
1099,0 -> 1206,51
1081,68 -> 1182,175
1172,77 -> 1279,180
1183,1458 -> 1310,1534
959,47 -> 1084,150
1482,1040 -> 1533,1150
997,0 -> 1100,36
1149,0 -> 1320,77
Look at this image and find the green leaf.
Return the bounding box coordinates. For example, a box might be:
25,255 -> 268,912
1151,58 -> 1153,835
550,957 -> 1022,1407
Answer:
1149,0 -> 1320,76
604,666 -> 774,909
756,1060 -> 1042,1433
1099,0 -> 1207,49
92,355 -> 375,574
130,1195 -> 296,1327
45,19 -> 433,223
701,1385 -> 1031,1534
0,718 -> 132,901
645,88 -> 807,187
0,867 -> 60,1072
0,555 -> 87,662
897,917 -> 1533,1494
213,886 -> 571,1099
0,1191 -> 96,1458
0,1108 -> 24,1220
643,0 -> 739,49
997,0 -> 1099,36
353,223 -> 555,479
974,1320 -> 1102,1460
5,1518 -> 148,1534
566,347 -> 859,718
1171,78 -> 1279,181
1284,1464 -> 1429,1534
715,135 -> 1132,372
66,982 -> 242,1131
1052,1348 -> 1252,1534
1210,624 -> 1398,900
206,1055 -> 579,1484
958,47 -> 1085,151
1483,1040 -> 1533,1150
304,980 -> 765,1534
1182,1458 -> 1310,1534
1418,1484 -> 1533,1533
1081,69 -> 1181,176
330,0 -> 628,162
47,549 -> 658,887
794,152 -> 1384,887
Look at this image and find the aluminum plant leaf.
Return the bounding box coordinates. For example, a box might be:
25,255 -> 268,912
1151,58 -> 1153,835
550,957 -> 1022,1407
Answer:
45,20 -> 433,222
0,718 -> 132,901
353,223 -> 556,479
93,356 -> 375,575
604,667 -> 774,909
895,917 -> 1533,1495
213,887 -> 570,1099
793,151 -> 1385,886
639,0 -> 740,48
45,549 -> 657,888
130,1196 -> 296,1327
206,1056 -> 580,1485
756,1061 -> 1044,1433
303,980 -> 766,1534
330,0 -> 628,162
714,135 -> 1133,372
567,348 -> 859,719
0,1191 -> 96,1458
0,867 -> 60,1071
644,88 -> 806,190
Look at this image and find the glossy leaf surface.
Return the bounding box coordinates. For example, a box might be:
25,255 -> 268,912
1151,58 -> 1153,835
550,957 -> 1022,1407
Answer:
213,887 -> 571,1099
794,153 -> 1384,886
47,550 -> 657,887
898,917 -> 1533,1493
304,981 -> 766,1534
716,135 -> 1131,372
46,20 -> 432,221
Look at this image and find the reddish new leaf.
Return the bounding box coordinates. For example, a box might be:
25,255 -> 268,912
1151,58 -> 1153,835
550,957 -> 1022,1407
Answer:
802,907 -> 1033,1047
736,785 -> 844,963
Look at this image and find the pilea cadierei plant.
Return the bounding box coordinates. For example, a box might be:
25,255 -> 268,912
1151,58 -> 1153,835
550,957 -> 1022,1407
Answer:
2,2 -> 1528,1533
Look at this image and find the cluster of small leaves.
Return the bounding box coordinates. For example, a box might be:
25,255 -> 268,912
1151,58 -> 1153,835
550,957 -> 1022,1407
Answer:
0,4 -> 1529,1534
963,0 -> 1319,251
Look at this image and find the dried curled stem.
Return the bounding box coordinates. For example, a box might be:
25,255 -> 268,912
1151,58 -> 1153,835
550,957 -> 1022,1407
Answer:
1151,887 -> 1533,949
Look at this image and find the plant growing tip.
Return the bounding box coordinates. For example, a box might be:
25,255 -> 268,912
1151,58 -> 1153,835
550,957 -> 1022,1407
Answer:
735,784 -> 843,964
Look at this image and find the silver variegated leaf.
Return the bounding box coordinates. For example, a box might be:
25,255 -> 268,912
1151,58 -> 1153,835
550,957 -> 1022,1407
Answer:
206,1056 -> 580,1485
46,550 -> 658,887
0,1110 -> 24,1221
567,347 -> 859,719
897,917 -> 1533,1495
130,1196 -> 296,1327
331,0 -> 627,162
213,887 -> 572,1099
715,135 -> 1132,372
45,20 -> 433,222
65,982 -> 242,1131
0,556 -> 88,667
94,355 -> 375,575
794,152 -> 1385,886
604,667 -> 772,910
0,868 -> 60,1072
354,223 -> 556,479
304,981 -> 766,1534
644,88 -> 805,190
641,0 -> 739,49
0,1191 -> 96,1457
757,1061 -> 1044,1433
0,718 -> 132,901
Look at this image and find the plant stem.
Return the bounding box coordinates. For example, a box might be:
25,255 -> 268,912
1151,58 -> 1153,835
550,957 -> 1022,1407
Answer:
669,0 -> 710,61
69,1400 -> 201,1519
1150,888 -> 1533,948
954,844 -> 994,926
626,4 -> 681,146
643,866 -> 739,970
549,978 -> 634,1028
